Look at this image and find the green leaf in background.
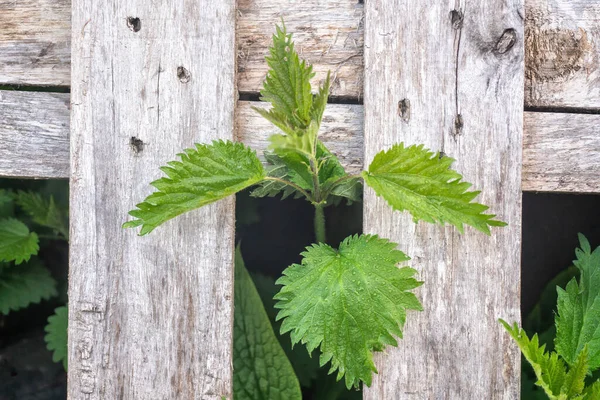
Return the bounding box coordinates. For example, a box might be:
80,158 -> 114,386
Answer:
362,143 -> 506,234
124,141 -> 266,235
500,320 -> 582,399
0,189 -> 14,218
555,234 -> 600,370
233,247 -> 302,400
251,272 -> 321,388
0,260 -> 57,314
275,234 -> 422,389
0,218 -> 39,264
250,152 -> 308,201
44,305 -> 68,370
16,191 -> 69,238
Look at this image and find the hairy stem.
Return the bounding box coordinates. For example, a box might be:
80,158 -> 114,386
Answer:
314,204 -> 326,243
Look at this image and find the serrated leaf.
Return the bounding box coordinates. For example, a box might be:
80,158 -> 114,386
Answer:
555,235 -> 600,371
500,320 -> 569,399
0,218 -> 39,264
233,247 -> 302,400
250,152 -> 306,200
124,141 -> 266,235
275,234 -> 422,389
44,305 -> 68,370
362,143 -> 506,234
0,260 -> 57,314
259,24 -> 315,132
16,191 -> 69,238
252,272 -> 321,388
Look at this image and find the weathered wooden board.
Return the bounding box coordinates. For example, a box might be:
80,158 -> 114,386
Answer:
362,1 -> 523,398
0,0 -> 71,87
3,91 -> 599,194
523,112 -> 600,192
0,91 -> 69,178
68,1 -> 236,398
2,0 -> 599,107
526,0 -> 600,108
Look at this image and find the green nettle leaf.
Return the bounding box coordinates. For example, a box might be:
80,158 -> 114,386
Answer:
124,141 -> 266,235
0,260 -> 57,314
362,143 -> 506,234
45,305 -> 68,370
555,234 -> 600,370
16,191 -> 69,238
250,153 -> 305,200
0,189 -> 14,218
0,218 -> 39,264
501,320 -> 575,399
251,272 -> 321,388
233,247 -> 302,400
275,234 -> 423,389
256,24 -> 315,132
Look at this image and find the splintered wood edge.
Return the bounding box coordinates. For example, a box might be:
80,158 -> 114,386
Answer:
1,91 -> 598,193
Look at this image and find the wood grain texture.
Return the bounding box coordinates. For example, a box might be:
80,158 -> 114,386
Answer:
68,1 -> 236,398
4,0 -> 598,108
362,1 -> 523,398
526,0 -> 600,108
523,112 -> 600,192
0,0 -> 71,87
4,92 -> 599,194
0,90 -> 69,178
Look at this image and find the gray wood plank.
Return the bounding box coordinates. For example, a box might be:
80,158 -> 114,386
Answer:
0,0 -> 71,87
527,0 -> 600,108
3,92 -> 599,194
362,1 -> 523,398
523,112 -> 600,192
2,0 -> 599,108
68,1 -> 236,398
0,91 -> 69,178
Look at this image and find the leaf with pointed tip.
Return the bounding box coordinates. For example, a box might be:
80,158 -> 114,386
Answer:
124,141 -> 265,235
233,248 -> 302,400
0,260 -> 57,314
0,218 -> 39,264
555,234 -> 600,371
275,234 -> 422,389
16,191 -> 69,238
362,143 -> 506,234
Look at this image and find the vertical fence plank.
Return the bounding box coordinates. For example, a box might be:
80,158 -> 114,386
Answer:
68,1 -> 236,398
363,1 -> 523,398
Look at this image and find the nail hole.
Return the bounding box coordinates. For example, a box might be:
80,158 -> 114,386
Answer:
454,114 -> 464,136
398,99 -> 411,123
450,10 -> 464,30
130,136 -> 145,153
495,28 -> 517,54
127,17 -> 141,32
177,66 -> 191,83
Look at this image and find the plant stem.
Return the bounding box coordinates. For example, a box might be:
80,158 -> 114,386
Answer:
314,204 -> 326,243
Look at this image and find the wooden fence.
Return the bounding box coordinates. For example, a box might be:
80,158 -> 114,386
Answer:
1,0 -> 599,398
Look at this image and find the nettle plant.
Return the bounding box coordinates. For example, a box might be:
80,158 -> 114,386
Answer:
124,24 -> 505,389
501,235 -> 600,399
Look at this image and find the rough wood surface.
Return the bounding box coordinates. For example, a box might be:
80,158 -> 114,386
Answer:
0,0 -> 71,87
68,2 -> 236,398
526,0 -> 600,108
0,90 -> 69,178
2,0 -> 598,108
362,1 -> 523,398
523,112 -> 600,192
4,92 -> 599,194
